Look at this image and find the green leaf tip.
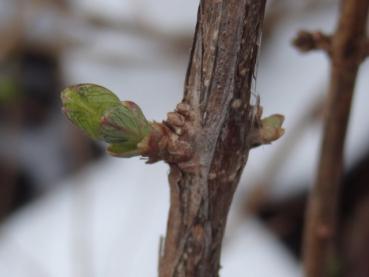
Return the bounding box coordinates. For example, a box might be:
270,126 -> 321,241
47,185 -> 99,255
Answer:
61,83 -> 152,157
249,114 -> 285,148
61,84 -> 121,139
259,114 -> 285,143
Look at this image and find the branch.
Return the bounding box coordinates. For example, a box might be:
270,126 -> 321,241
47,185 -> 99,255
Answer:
158,1 -> 269,276
294,1 -> 369,276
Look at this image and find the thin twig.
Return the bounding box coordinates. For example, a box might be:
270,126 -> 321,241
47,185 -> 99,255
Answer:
294,1 -> 369,276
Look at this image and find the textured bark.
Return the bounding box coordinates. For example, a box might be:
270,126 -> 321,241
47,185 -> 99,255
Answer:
296,1 -> 369,276
158,1 -> 266,276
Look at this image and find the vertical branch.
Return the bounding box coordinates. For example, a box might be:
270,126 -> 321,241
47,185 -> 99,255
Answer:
294,1 -> 369,276
159,0 -> 266,276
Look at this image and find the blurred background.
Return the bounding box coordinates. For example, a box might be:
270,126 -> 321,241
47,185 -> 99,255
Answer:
1,0 -> 369,276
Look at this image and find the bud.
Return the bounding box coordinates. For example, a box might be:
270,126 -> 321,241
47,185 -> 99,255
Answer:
61,84 -> 121,139
249,114 -> 285,148
259,114 -> 285,143
61,83 -> 153,157
121,101 -> 151,132
101,102 -> 151,143
100,104 -> 152,157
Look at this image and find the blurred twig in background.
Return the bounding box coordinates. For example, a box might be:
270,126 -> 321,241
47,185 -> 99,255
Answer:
263,0 -> 335,42
293,0 -> 369,276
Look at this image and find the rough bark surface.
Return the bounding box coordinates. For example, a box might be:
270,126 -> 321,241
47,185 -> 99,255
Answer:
159,1 -> 266,276
296,1 -> 369,276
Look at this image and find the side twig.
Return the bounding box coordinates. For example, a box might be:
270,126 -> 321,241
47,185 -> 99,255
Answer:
294,1 -> 369,276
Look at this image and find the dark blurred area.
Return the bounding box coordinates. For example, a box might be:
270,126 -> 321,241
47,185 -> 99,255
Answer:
0,41 -> 103,221
249,146 -> 369,276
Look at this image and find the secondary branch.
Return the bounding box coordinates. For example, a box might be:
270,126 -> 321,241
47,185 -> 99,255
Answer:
294,1 -> 369,276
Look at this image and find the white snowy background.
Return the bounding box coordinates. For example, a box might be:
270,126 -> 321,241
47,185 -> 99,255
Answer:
1,0 -> 369,276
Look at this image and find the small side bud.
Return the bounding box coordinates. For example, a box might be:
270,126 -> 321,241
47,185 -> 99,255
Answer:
250,114 -> 285,148
259,114 -> 285,143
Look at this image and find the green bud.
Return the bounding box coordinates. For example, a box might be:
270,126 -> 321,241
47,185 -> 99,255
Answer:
61,83 -> 153,158
61,84 -> 121,139
100,103 -> 151,144
121,101 -> 152,133
259,114 -> 285,143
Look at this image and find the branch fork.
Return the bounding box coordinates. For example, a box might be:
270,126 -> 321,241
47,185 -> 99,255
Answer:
293,1 -> 369,276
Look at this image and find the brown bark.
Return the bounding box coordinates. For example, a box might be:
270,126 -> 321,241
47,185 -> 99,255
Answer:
294,1 -> 369,276
158,1 -> 267,276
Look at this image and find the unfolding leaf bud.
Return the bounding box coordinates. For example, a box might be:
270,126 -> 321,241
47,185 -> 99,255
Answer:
249,114 -> 285,148
61,84 -> 121,139
61,83 -> 153,157
259,114 -> 285,143
100,104 -> 152,157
